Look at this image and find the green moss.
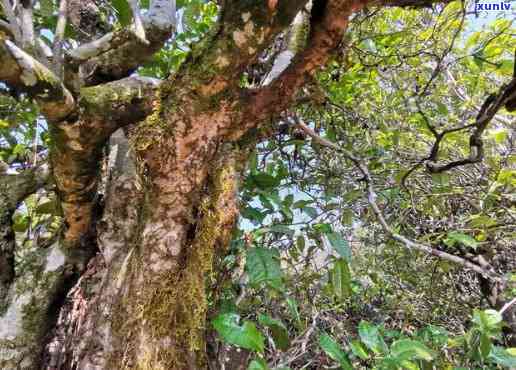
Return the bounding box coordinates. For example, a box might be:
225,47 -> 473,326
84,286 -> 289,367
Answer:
109,149 -> 241,369
287,12 -> 310,54
80,84 -> 137,116
130,91 -> 170,153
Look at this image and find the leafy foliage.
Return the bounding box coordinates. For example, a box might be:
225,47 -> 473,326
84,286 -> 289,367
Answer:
209,2 -> 515,369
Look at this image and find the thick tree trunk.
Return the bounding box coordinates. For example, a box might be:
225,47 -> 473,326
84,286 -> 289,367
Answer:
43,127 -> 246,369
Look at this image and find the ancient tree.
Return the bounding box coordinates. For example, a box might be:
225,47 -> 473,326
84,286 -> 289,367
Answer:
0,0 -> 514,368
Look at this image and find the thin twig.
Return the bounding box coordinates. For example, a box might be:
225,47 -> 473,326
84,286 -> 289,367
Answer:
419,2 -> 466,97
426,77 -> 516,173
294,118 -> 504,282
499,298 -> 516,315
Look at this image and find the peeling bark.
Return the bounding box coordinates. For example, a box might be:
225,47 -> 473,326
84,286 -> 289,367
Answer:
50,77 -> 159,249
44,131 -> 247,369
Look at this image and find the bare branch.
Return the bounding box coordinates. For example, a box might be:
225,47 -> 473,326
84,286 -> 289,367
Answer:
19,0 -> 35,48
0,37 -> 75,121
1,0 -> 21,42
426,77 -> 516,173
500,298 -> 516,315
295,118 -> 504,282
128,0 -> 148,44
52,0 -> 68,75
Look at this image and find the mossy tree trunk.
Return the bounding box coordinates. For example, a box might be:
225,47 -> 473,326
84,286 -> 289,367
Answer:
44,130 -> 247,369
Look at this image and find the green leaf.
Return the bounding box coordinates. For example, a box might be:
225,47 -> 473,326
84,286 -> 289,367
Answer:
39,0 -> 54,18
313,223 -> 332,234
111,0 -> 133,26
248,358 -> 270,370
258,314 -> 290,350
472,309 -> 503,332
341,209 -> 353,225
212,313 -> 265,353
350,340 -> 369,360
390,339 -> 436,361
401,361 -> 419,370
269,224 -> 294,236
12,214 -> 29,233
286,298 -> 301,327
327,232 -> 352,262
479,333 -> 492,359
251,173 -> 280,190
444,232 -> 478,250
468,215 -> 497,229
318,333 -> 353,370
358,321 -> 387,354
431,173 -> 449,187
489,346 -> 516,367
302,206 -> 318,219
296,236 -> 305,252
246,247 -> 284,291
292,200 -> 312,209
329,259 -> 352,299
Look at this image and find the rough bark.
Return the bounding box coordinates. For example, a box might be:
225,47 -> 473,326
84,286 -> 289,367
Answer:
44,131 -> 247,369
50,76 -> 159,249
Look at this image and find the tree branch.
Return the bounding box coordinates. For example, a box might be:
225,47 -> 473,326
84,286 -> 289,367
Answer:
65,0 -> 176,87
51,76 -> 159,247
426,77 -> 516,173
230,0 -> 453,141
19,0 -> 35,48
294,119 -> 504,282
0,36 -> 75,121
163,0 -> 308,100
52,0 -> 68,76
128,0 -> 148,44
0,0 -> 21,43
235,0 -> 362,139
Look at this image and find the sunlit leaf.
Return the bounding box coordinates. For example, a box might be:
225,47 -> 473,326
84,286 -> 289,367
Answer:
318,333 -> 353,370
358,321 -> 388,354
213,313 -> 265,353
246,247 -> 284,291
